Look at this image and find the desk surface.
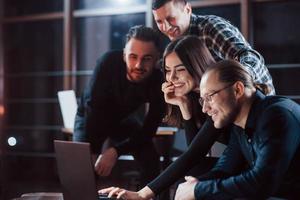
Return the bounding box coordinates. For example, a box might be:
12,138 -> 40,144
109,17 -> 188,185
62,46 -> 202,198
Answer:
62,126 -> 178,136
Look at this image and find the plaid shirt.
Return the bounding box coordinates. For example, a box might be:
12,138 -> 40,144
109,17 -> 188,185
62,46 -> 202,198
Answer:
187,14 -> 275,95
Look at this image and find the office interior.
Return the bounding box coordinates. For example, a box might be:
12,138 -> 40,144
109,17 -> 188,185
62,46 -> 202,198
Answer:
0,0 -> 300,199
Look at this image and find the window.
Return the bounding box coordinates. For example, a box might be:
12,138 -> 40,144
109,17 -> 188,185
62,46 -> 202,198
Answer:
4,0 -> 63,17
1,0 -> 147,153
253,1 -> 300,64
75,13 -> 145,70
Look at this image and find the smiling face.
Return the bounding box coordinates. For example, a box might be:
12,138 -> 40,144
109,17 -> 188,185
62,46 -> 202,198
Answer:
152,1 -> 191,41
200,70 -> 239,129
124,38 -> 159,83
165,52 -> 196,96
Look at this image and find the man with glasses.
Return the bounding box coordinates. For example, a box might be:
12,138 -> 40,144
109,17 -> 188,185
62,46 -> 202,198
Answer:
175,60 -> 300,199
198,83 -> 235,107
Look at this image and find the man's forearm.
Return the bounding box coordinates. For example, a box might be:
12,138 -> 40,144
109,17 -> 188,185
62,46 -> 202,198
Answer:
73,113 -> 87,142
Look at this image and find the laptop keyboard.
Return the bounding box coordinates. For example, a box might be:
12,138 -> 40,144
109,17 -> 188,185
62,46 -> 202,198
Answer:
98,194 -> 117,200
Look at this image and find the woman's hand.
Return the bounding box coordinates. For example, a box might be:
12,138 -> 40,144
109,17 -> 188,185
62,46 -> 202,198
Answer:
99,187 -> 140,200
98,186 -> 154,200
162,82 -> 192,120
162,82 -> 186,106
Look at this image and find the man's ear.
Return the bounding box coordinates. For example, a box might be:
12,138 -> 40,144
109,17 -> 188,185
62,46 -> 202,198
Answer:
234,81 -> 245,98
123,48 -> 126,63
185,3 -> 192,15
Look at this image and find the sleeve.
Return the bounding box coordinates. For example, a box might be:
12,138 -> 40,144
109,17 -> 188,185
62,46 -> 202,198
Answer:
183,117 -> 199,145
194,107 -> 300,199
114,71 -> 166,155
73,95 -> 87,142
184,114 -> 229,146
194,131 -> 245,200
73,51 -> 114,147
184,93 -> 207,146
147,118 -> 223,194
202,16 -> 275,95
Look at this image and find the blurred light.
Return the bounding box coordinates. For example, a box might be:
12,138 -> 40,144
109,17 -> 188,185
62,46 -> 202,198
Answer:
8,137 -> 17,146
0,104 -> 4,115
116,0 -> 131,4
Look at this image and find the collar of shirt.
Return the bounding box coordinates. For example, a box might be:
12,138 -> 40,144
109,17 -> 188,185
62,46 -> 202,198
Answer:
240,90 -> 266,138
187,14 -> 202,36
231,90 -> 265,138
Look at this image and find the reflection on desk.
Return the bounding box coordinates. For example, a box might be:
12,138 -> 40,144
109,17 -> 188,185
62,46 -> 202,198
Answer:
15,192 -> 63,200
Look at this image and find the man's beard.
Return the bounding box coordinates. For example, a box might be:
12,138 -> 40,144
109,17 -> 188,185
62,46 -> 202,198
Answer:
127,69 -> 147,83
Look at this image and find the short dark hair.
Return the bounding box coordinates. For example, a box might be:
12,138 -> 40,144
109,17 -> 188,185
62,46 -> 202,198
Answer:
152,0 -> 187,10
126,25 -> 161,51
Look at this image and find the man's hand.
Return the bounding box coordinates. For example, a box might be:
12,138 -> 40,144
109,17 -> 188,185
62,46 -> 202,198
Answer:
95,147 -> 118,176
175,176 -> 198,200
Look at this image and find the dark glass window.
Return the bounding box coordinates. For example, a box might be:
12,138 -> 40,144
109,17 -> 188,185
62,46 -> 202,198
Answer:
3,20 -> 63,74
193,4 -> 241,30
74,0 -> 146,10
253,1 -> 300,64
75,13 -> 145,70
5,76 -> 64,99
269,66 -> 300,96
110,14 -> 146,49
4,0 -> 63,17
5,102 -> 61,126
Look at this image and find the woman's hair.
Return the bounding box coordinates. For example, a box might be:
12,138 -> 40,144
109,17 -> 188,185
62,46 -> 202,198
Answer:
205,60 -> 270,95
162,35 -> 215,126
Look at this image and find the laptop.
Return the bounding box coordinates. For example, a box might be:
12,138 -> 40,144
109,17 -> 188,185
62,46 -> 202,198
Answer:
54,140 -> 116,200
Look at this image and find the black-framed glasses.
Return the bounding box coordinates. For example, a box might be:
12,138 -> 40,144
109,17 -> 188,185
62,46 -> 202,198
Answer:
199,83 -> 235,106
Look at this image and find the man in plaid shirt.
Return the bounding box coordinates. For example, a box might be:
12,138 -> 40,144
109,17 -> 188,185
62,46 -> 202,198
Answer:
152,0 -> 275,95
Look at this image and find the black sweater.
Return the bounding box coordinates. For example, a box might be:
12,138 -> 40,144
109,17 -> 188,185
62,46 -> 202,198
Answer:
73,50 -> 165,155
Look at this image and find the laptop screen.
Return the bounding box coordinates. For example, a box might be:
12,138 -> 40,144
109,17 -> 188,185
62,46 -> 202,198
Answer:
57,90 -> 78,130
